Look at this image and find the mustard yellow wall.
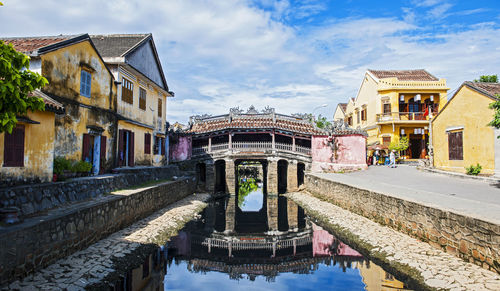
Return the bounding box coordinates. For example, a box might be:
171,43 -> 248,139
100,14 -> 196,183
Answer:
116,68 -> 167,133
333,106 -> 345,121
0,110 -> 55,182
432,86 -> 496,174
41,40 -> 117,163
118,121 -> 165,166
358,263 -> 405,291
41,40 -> 115,110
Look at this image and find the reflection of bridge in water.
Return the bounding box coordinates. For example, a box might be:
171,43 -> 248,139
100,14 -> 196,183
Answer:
167,197 -> 368,281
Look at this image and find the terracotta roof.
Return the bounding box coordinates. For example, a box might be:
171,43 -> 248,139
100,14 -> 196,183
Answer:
30,90 -> 64,113
464,81 -> 500,99
188,114 -> 325,135
338,103 -> 347,112
1,35 -> 77,55
90,34 -> 150,58
368,69 -> 438,81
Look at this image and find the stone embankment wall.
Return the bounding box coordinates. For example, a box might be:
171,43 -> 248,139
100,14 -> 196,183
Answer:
0,165 -> 180,216
0,177 -> 196,285
305,174 -> 500,273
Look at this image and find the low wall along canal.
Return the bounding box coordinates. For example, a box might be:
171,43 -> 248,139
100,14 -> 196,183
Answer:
304,173 -> 500,274
0,177 -> 196,285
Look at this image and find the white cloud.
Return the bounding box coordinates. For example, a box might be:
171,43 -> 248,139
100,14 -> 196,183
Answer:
1,0 -> 499,122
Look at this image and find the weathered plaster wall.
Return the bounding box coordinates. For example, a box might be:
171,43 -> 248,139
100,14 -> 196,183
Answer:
0,111 -> 55,185
117,120 -> 166,166
305,174 -> 500,273
170,136 -> 192,162
40,40 -> 117,164
433,86 -> 496,174
0,177 -> 195,285
311,135 -> 367,172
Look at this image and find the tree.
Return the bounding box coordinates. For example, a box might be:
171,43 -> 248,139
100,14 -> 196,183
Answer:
474,75 -> 498,83
389,136 -> 409,153
0,41 -> 48,133
315,114 -> 332,129
489,94 -> 500,138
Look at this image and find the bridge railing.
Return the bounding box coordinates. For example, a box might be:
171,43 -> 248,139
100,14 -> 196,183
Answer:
192,141 -> 311,156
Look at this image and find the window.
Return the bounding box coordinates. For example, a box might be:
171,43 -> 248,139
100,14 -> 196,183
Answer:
4,125 -> 25,167
356,111 -> 360,124
448,131 -> 463,160
144,133 -> 151,154
80,70 -> 91,97
158,98 -> 162,117
383,136 -> 391,147
347,116 -> 353,126
383,103 -> 391,114
154,136 -> 165,155
122,78 -> 134,104
361,108 -> 367,121
139,88 -> 146,110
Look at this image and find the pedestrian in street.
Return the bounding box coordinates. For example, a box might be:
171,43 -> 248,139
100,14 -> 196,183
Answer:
374,150 -> 379,166
389,150 -> 396,168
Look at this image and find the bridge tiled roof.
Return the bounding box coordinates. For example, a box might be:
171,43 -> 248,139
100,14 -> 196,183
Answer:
188,113 -> 327,135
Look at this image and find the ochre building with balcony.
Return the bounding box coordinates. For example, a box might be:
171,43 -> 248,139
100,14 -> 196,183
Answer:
343,69 -> 449,160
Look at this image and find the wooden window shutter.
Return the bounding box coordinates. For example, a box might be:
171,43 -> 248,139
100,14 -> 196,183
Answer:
158,98 -> 162,117
100,135 -> 107,174
4,125 -> 25,167
128,131 -> 135,167
118,130 -> 125,166
82,134 -> 91,162
122,78 -> 134,104
139,88 -> 146,110
144,133 -> 151,154
448,131 -> 463,160
456,131 -> 463,160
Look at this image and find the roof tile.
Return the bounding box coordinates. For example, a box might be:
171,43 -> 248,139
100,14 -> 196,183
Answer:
368,69 -> 439,81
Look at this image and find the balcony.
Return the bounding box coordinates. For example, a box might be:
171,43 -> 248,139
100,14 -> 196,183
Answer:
376,112 -> 435,123
192,142 -> 311,156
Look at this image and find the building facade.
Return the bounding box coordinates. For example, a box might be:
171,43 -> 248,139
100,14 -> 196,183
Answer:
91,34 -> 173,167
0,90 -> 64,185
333,103 -> 347,122
3,34 -> 118,175
432,81 -> 500,175
342,69 -> 449,160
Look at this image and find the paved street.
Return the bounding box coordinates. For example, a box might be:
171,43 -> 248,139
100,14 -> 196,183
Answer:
312,165 -> 500,224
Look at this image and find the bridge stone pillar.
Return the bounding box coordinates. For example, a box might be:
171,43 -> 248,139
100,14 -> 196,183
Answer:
225,195 -> 236,233
287,199 -> 298,231
267,158 -> 278,195
287,160 -> 298,192
206,160 -> 215,193
225,159 -> 236,195
267,195 -> 278,231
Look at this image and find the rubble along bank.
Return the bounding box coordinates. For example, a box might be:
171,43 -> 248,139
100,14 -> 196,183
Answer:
3,193 -> 211,291
286,192 -> 500,291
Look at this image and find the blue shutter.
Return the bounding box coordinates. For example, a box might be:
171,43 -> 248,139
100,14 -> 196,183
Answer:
80,71 -> 86,96
86,71 -> 91,96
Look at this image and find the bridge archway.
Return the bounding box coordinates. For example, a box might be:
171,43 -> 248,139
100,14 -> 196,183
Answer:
277,159 -> 288,194
215,160 -> 226,193
297,162 -> 305,188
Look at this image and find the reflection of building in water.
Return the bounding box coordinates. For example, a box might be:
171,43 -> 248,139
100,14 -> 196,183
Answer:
112,249 -> 166,291
358,262 -> 407,291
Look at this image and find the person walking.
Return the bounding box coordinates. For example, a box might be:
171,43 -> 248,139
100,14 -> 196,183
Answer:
389,150 -> 396,168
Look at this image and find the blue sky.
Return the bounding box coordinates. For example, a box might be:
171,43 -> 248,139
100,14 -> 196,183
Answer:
1,0 -> 499,122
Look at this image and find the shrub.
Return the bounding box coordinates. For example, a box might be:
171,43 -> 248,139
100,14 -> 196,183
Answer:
53,157 -> 72,175
465,163 -> 482,176
72,160 -> 92,173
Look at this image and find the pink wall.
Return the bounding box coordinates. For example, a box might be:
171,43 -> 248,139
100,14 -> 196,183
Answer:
170,136 -> 192,162
311,134 -> 367,172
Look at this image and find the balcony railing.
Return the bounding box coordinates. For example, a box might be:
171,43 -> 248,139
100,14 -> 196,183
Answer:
376,112 -> 436,122
192,142 -> 311,156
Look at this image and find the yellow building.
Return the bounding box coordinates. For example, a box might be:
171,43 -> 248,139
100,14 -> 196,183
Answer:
432,81 -> 500,175
342,69 -> 449,160
358,262 -> 407,291
91,34 -> 174,167
0,91 -> 64,184
3,34 -> 118,175
333,102 -> 348,122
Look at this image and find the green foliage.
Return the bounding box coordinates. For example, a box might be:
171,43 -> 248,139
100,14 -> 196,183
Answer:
474,75 -> 498,83
315,114 -> 332,129
73,160 -> 92,173
388,136 -> 409,152
489,95 -> 500,138
0,41 -> 48,133
465,163 -> 482,176
53,157 -> 92,175
238,178 -> 258,208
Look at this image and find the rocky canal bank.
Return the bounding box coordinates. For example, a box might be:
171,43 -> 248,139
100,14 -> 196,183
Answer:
2,193 -> 210,290
286,192 -> 500,291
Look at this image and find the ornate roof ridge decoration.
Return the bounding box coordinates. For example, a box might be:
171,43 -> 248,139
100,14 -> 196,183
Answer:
325,120 -> 368,136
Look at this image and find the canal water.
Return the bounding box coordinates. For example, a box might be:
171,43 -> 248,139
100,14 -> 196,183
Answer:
116,190 -> 410,291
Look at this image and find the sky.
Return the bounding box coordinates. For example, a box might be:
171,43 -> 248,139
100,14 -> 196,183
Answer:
1,0 -> 500,123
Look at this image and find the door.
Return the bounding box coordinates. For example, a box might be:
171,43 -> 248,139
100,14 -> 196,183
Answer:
92,137 -> 101,175
409,134 -> 422,159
